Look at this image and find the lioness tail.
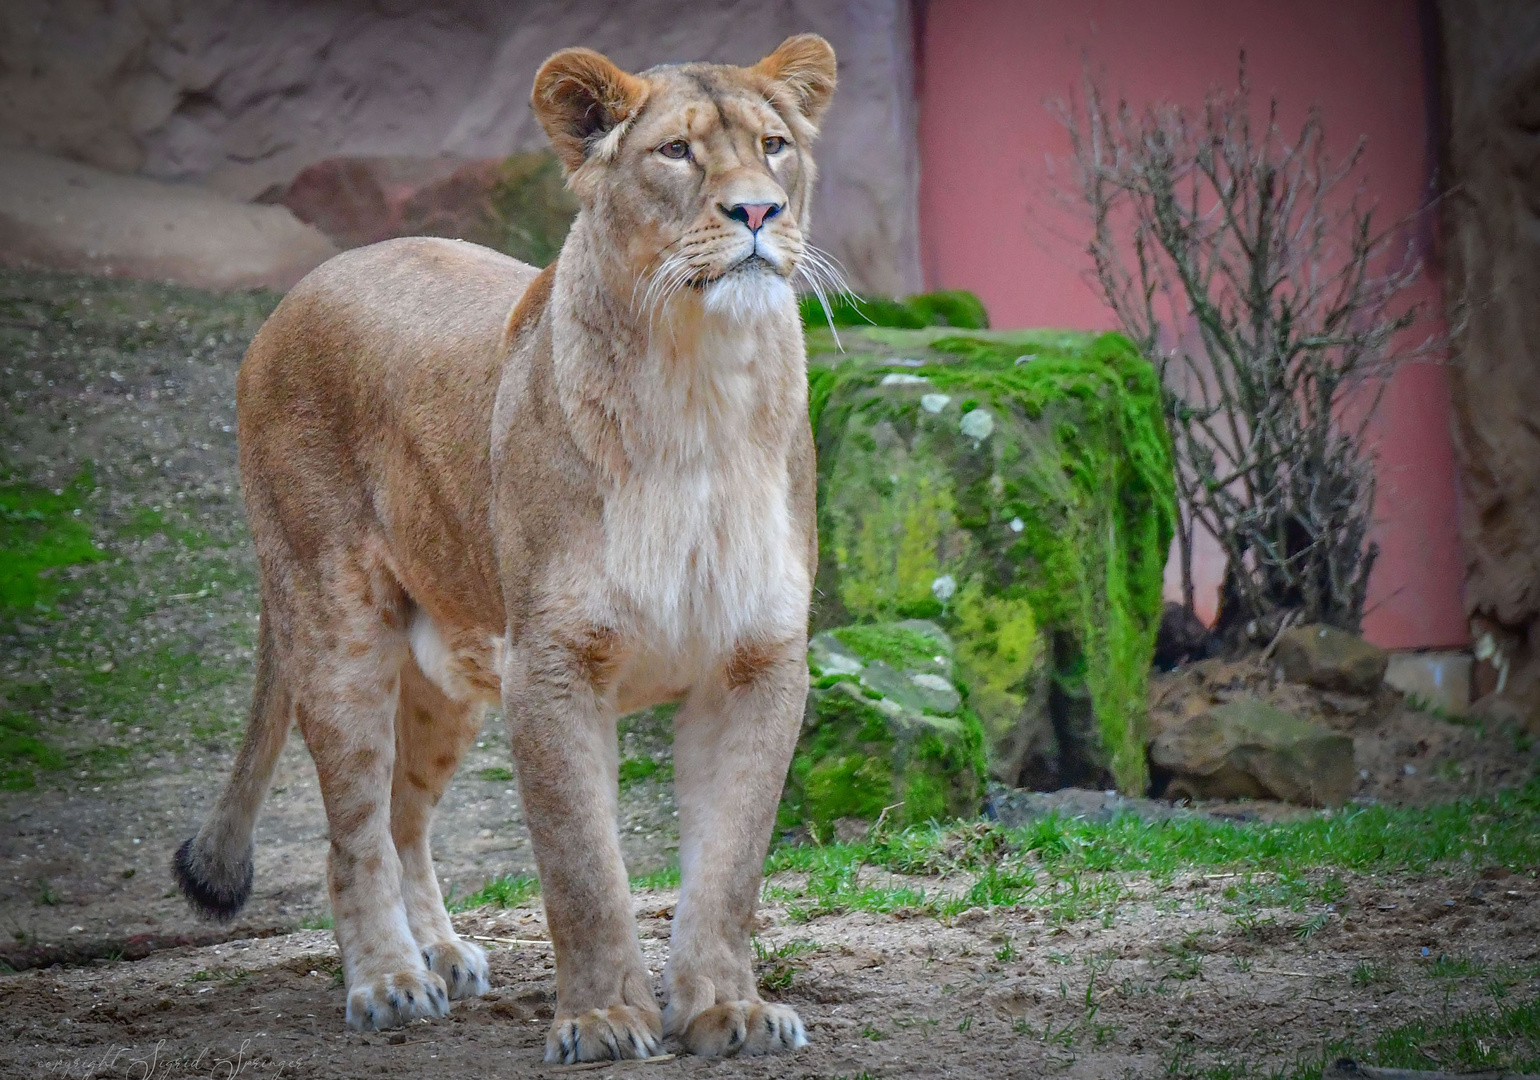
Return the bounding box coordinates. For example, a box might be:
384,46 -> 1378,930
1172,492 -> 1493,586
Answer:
172,617 -> 291,921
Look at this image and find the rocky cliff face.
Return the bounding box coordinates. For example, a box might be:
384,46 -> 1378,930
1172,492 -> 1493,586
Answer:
1440,1 -> 1540,729
0,0 -> 922,295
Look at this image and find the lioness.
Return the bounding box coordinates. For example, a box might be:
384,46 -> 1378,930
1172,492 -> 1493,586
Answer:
172,36 -> 836,1061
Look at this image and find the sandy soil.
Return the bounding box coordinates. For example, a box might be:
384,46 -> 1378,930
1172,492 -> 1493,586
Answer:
1,865 -> 1535,1078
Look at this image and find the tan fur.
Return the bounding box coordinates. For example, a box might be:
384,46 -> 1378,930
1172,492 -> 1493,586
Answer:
175,36 -> 836,1062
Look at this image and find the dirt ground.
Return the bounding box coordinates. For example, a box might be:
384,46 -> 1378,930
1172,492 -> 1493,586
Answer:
0,863 -> 1536,1078
4,269 -> 1539,1077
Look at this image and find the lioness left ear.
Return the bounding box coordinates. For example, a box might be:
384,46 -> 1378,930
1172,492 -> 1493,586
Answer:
531,48 -> 648,171
752,34 -> 837,127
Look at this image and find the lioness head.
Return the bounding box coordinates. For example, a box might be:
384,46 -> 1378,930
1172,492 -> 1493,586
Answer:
531,35 -> 837,323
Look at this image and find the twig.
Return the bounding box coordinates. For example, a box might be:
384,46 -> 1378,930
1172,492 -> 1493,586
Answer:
870,801 -> 905,837
554,1054 -> 676,1071
468,934 -> 551,947
1259,610 -> 1300,662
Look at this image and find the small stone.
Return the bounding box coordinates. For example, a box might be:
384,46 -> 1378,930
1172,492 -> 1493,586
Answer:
921,392 -> 951,413
956,907 -> 991,926
959,408 -> 995,441
1008,517 -> 1024,532
880,372 -> 929,386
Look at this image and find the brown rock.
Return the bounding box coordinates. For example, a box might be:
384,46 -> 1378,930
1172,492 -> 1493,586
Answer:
279,153 -> 577,267
1275,624 -> 1388,696
1149,697 -> 1355,808
1441,1 -> 1540,724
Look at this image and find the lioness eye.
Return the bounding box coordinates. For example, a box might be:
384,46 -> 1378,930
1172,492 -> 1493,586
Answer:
763,135 -> 787,155
658,140 -> 690,160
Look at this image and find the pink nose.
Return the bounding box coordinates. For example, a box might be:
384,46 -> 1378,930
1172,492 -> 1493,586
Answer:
724,202 -> 781,232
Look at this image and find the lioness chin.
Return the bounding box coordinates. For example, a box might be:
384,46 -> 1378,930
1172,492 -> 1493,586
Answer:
171,35 -> 837,1062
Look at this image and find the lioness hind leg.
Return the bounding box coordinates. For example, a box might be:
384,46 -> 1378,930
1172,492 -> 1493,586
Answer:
390,657 -> 490,1000
289,559 -> 448,1031
664,638 -> 810,1057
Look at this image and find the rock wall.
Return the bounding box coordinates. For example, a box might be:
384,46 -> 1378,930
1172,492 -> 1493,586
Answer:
1439,1 -> 1540,728
0,0 -> 922,295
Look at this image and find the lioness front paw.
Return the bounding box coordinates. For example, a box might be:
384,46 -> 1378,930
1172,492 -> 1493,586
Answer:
420,938 -> 490,1000
679,1000 -> 808,1057
545,1005 -> 663,1064
345,969 -> 450,1030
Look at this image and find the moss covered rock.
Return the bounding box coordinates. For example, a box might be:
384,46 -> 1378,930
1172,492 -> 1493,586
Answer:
806,325 -> 1175,795
780,621 -> 987,838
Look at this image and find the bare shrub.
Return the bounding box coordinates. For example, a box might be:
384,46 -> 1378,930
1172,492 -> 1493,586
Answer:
1061,58 -> 1432,643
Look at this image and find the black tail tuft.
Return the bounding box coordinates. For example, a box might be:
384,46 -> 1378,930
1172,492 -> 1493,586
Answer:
172,837 -> 253,922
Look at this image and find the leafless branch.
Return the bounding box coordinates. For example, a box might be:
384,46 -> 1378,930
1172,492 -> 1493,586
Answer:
1059,55 -> 1434,640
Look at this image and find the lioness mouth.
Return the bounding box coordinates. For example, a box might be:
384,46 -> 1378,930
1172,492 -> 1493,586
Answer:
694,253 -> 777,288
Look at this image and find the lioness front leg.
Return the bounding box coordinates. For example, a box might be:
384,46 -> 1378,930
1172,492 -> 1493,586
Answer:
504,634 -> 662,1063
665,638 -> 809,1056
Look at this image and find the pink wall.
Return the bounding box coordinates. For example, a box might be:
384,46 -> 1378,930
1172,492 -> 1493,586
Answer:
917,0 -> 1468,650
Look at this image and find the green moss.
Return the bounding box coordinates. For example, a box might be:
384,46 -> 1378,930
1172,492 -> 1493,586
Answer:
799,289 -> 989,331
481,152 -> 579,267
836,468 -> 956,620
950,577 -> 1041,721
0,468 -> 103,619
829,625 -> 944,672
807,328 -> 1175,794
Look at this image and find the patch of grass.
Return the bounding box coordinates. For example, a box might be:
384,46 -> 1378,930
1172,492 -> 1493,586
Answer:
298,913 -> 334,931
478,766 -> 514,783
1343,993 -> 1540,1074
631,866 -> 682,891
1351,961 -> 1392,988
773,775 -> 1540,886
0,468 -> 102,618
448,873 -> 539,912
1424,953 -> 1489,979
753,937 -> 816,992
619,755 -> 671,785
0,710 -> 67,789
1294,911 -> 1331,941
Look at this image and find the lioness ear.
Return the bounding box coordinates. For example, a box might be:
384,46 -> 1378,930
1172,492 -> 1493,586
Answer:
531,48 -> 648,171
752,34 -> 837,127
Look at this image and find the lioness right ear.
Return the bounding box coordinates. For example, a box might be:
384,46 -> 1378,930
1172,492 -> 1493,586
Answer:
531,48 -> 648,172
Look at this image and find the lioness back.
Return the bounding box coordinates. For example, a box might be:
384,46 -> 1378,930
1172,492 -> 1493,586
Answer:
238,236 -> 540,631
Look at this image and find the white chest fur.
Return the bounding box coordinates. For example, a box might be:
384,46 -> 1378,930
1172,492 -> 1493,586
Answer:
599,303 -> 807,657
